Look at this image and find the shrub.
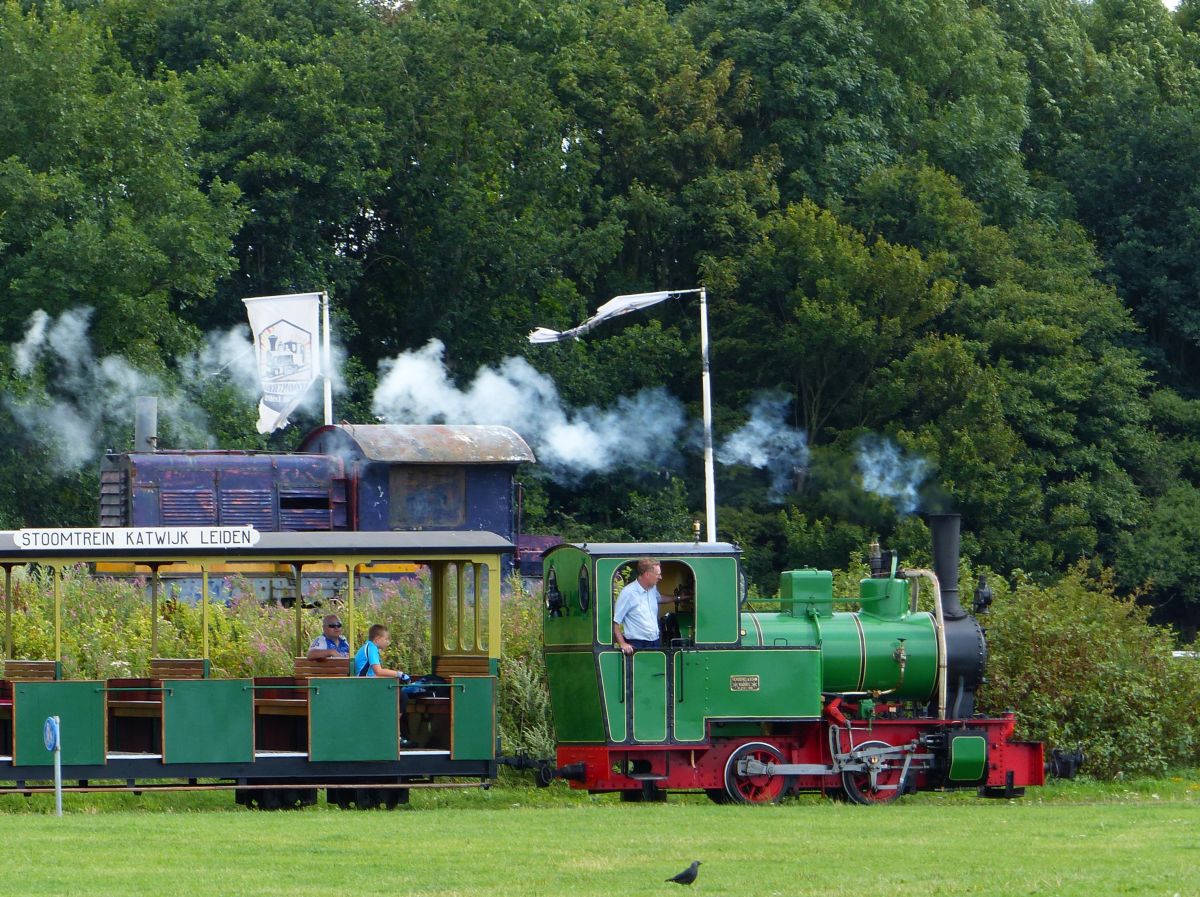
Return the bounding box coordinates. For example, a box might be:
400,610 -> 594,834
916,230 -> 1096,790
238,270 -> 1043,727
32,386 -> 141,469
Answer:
978,564 -> 1200,778
497,577 -> 555,759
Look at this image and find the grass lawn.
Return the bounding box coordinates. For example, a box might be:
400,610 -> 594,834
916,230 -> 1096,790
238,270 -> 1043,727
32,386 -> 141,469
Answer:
0,775 -> 1197,896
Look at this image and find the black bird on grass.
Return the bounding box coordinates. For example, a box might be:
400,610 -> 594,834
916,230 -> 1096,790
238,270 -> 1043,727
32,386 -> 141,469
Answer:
666,861 -> 701,885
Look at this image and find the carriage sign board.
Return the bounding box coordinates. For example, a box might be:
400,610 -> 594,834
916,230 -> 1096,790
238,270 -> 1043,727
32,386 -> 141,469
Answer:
13,526 -> 261,550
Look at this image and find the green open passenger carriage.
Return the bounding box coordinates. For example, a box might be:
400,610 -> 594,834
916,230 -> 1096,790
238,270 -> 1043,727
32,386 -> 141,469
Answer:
0,528 -> 506,808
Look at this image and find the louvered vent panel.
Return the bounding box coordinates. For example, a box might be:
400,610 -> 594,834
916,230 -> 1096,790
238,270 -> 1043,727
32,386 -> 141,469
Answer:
161,490 -> 217,525
219,490 -> 275,529
281,510 -> 333,531
98,469 -> 129,527
280,490 -> 332,531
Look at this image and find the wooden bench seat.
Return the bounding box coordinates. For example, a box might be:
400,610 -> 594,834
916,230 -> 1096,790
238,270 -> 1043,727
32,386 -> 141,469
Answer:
149,658 -> 210,680
293,657 -> 350,678
3,660 -> 60,680
433,655 -> 490,678
253,677 -> 310,718
108,700 -> 162,718
254,698 -> 308,717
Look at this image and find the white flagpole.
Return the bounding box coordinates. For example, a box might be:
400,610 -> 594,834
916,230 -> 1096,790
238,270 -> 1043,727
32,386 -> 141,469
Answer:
699,287 -> 717,542
321,291 -> 333,426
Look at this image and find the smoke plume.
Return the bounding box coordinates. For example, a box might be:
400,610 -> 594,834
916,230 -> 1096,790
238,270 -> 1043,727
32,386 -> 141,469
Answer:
373,339 -> 687,478
717,393 -> 808,501
856,435 -> 928,514
6,309 -> 296,470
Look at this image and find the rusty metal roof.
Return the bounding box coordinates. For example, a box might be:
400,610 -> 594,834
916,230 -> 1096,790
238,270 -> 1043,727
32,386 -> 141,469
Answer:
322,424 -> 535,464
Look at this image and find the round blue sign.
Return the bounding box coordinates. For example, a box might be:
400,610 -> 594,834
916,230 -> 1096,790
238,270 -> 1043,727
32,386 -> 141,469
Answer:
43,716 -> 59,752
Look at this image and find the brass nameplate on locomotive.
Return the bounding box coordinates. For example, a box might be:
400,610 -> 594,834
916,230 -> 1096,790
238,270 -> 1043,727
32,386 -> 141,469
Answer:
730,675 -> 760,692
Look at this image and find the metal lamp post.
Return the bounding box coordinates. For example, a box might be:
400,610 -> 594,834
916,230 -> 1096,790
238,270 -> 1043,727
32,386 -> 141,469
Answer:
529,287 -> 717,542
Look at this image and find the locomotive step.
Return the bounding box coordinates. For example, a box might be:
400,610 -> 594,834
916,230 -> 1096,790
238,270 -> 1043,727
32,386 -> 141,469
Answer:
627,773 -> 669,781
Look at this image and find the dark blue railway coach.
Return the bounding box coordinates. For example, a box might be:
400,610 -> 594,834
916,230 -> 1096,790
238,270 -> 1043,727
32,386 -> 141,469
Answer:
99,424 -> 535,572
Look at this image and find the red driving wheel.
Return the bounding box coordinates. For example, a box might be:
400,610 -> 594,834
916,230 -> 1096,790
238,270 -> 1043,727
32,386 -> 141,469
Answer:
722,742 -> 794,804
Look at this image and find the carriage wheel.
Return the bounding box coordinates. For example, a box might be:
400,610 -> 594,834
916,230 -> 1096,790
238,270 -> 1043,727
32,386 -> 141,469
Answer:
840,740 -> 905,805
327,789 -> 351,809
723,742 -> 793,804
258,789 -> 284,811
297,788 -> 318,808
380,788 -> 409,809
352,788 -> 379,810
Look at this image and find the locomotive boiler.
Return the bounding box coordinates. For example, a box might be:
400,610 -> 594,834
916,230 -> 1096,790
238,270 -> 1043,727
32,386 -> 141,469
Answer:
541,513 -> 1044,803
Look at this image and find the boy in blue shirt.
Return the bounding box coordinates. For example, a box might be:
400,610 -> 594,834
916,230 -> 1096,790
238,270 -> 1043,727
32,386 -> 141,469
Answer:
354,624 -> 414,748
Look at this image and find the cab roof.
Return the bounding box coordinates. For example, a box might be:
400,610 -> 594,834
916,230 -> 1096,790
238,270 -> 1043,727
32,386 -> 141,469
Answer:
544,542 -> 740,560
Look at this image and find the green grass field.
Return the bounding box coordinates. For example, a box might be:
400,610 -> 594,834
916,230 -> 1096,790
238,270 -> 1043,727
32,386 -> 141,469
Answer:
0,776 -> 1197,897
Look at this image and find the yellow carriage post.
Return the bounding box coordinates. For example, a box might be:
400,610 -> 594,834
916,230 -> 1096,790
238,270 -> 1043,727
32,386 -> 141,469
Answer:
456,563 -> 466,652
473,562 -> 483,653
342,557 -> 370,652
149,563 -> 162,658
200,564 -> 210,661
292,563 -> 304,658
3,563 -> 12,659
486,556 -> 501,658
434,563 -> 448,657
52,563 -> 62,662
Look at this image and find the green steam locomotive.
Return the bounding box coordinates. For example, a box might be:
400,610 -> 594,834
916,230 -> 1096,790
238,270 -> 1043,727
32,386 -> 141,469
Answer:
540,514 -> 1050,803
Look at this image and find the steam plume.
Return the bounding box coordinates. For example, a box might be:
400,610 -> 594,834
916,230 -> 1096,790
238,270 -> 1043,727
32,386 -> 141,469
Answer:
856,435 -> 928,514
717,393 -> 808,500
373,339 -> 685,478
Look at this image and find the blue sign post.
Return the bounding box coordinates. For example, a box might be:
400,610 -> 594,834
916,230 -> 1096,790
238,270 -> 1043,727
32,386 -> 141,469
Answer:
43,716 -> 61,816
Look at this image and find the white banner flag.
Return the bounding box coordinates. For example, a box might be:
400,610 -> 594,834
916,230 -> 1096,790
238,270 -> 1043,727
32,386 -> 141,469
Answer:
243,292 -> 322,433
528,291 -> 675,343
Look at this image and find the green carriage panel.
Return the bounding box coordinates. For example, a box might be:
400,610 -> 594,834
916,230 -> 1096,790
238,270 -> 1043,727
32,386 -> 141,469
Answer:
162,679 -> 253,764
14,681 -> 106,767
703,649 -> 822,719
544,651 -> 605,743
597,651 -> 626,742
309,678 -> 400,762
690,556 -> 739,644
451,676 -> 496,760
631,651 -> 667,742
596,559 -> 622,647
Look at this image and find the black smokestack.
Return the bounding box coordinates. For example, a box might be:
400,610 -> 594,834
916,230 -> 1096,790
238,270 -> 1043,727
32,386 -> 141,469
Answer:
928,513 -> 967,620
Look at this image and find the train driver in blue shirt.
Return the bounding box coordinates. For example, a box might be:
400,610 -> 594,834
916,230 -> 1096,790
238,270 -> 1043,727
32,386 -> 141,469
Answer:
612,557 -> 674,654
